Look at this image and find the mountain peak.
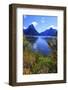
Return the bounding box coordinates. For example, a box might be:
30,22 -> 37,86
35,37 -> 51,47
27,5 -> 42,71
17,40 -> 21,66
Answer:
40,27 -> 57,36
50,27 -> 53,30
28,24 -> 35,29
23,24 -> 57,36
23,24 -> 39,35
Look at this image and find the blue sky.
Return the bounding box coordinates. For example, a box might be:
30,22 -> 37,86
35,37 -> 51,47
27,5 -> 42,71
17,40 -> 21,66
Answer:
23,15 -> 57,33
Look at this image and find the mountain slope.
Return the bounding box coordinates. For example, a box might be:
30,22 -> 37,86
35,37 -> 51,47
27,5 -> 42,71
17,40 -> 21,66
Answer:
23,25 -> 57,36
23,24 -> 39,35
40,27 -> 57,36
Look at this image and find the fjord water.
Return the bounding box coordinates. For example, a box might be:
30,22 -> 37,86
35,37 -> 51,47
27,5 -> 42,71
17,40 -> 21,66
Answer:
25,36 -> 55,55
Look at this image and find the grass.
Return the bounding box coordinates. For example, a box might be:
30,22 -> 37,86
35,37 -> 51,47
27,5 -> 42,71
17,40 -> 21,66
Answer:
23,36 -> 57,74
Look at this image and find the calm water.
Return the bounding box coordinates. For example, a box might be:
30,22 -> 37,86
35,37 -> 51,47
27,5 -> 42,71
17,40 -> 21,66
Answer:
25,36 -> 57,55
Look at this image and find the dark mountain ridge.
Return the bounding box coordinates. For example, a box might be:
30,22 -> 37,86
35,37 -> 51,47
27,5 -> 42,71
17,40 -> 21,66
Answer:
40,27 -> 57,36
23,24 -> 39,35
23,24 -> 57,36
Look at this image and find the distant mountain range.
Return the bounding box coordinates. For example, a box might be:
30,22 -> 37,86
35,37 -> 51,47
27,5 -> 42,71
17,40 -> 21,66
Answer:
40,27 -> 57,36
23,24 -> 57,36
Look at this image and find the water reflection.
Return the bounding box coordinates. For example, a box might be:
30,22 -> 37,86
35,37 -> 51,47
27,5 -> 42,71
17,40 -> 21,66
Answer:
25,36 -> 57,55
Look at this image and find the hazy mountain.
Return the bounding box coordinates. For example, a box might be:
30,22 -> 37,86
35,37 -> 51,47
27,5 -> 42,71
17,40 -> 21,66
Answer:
40,27 -> 57,36
23,25 -> 57,36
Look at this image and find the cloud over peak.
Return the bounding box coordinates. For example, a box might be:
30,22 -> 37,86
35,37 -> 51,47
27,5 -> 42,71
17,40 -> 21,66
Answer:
32,21 -> 38,27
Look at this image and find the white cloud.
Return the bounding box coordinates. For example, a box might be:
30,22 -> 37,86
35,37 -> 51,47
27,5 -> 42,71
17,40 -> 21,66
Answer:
23,27 -> 27,29
32,21 -> 38,27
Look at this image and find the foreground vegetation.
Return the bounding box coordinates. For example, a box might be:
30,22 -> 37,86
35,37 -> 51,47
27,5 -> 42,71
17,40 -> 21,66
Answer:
23,36 -> 57,74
